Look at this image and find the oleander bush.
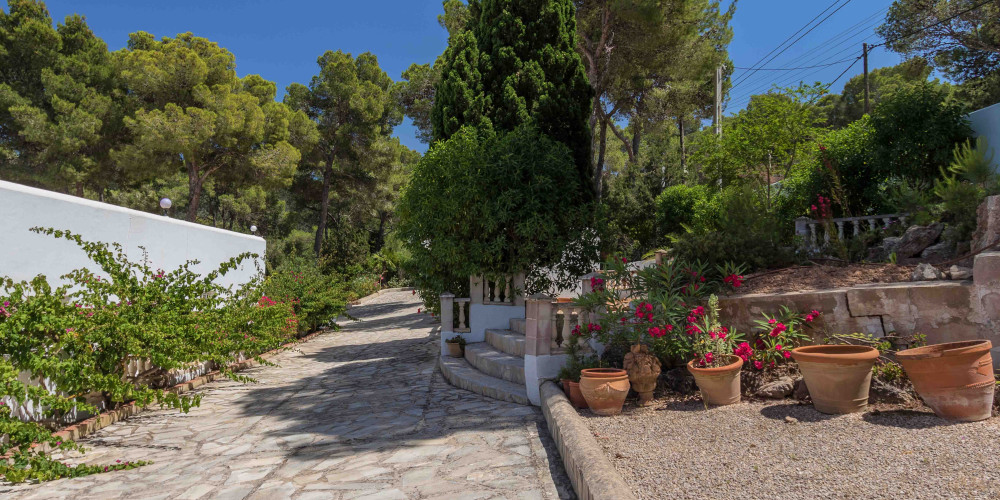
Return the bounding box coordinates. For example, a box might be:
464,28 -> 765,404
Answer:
0,228 -> 298,484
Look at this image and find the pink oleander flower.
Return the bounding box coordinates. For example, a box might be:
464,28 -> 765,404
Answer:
783,351 -> 792,359
753,360 -> 764,370
775,344 -> 783,351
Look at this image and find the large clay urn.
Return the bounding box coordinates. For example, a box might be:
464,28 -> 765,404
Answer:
896,340 -> 995,422
623,344 -> 662,406
792,345 -> 879,414
579,368 -> 630,415
687,355 -> 743,405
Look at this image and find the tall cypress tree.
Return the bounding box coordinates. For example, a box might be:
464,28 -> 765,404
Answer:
431,0 -> 593,197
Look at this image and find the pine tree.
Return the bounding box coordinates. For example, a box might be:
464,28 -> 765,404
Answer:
431,0 -> 593,196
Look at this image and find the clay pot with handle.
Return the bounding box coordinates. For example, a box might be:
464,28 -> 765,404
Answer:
579,368 -> 630,415
896,340 -> 995,422
561,379 -> 588,409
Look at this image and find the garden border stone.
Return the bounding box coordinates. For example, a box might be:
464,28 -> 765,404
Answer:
539,380 -> 637,500
14,287 -> 401,458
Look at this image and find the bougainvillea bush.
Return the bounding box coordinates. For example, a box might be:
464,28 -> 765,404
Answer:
263,256 -> 349,335
572,256 -> 747,366
0,228 -> 296,483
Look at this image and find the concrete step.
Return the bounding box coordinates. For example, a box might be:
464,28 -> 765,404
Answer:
464,342 -> 525,384
509,317 -> 525,335
438,355 -> 529,405
486,329 -> 525,357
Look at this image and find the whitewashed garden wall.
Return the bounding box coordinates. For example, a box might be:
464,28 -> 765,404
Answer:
0,180 -> 266,422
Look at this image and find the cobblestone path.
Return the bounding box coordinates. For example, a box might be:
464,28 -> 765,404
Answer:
2,289 -> 573,500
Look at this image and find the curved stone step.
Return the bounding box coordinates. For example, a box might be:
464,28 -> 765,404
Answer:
438,355 -> 529,405
464,342 -> 525,384
486,329 -> 525,357
509,317 -> 525,335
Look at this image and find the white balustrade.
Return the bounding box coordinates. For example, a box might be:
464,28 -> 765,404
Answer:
794,214 -> 907,252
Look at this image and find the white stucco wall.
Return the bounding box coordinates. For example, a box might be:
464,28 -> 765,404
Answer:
0,180 -> 265,288
969,102 -> 1000,166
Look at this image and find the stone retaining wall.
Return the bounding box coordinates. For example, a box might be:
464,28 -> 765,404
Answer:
719,252 -> 1000,368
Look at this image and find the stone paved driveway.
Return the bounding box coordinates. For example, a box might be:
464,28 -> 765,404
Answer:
2,290 -> 573,500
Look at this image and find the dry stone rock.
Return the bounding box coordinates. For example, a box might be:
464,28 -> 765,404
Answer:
793,377 -> 810,401
896,223 -> 944,258
869,237 -> 901,261
911,263 -> 945,281
755,376 -> 795,399
947,265 -> 973,280
868,378 -> 916,406
972,195 -> 1000,254
920,241 -> 953,261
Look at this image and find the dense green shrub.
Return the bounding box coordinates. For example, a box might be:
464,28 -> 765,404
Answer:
1,228 -> 295,483
397,125 -> 596,310
669,186 -> 796,271
263,256 -> 349,334
868,82 -> 972,184
655,184 -> 711,237
604,163 -> 659,259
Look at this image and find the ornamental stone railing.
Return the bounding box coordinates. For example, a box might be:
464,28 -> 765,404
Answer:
439,273 -> 526,356
795,214 -> 908,251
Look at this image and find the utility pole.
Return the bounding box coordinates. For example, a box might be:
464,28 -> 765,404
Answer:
714,65 -> 722,137
863,42 -> 870,115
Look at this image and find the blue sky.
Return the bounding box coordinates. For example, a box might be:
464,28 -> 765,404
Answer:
37,0 -> 902,153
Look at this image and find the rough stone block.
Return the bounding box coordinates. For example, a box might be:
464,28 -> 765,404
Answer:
973,251 -> 1000,288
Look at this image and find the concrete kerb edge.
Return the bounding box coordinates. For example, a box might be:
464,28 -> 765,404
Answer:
539,381 -> 637,500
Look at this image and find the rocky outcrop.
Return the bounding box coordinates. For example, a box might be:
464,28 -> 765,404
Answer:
920,241 -> 953,261
896,223 -> 944,258
911,263 -> 945,281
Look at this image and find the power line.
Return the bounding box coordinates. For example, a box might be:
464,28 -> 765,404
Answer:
730,10 -> 886,97
733,57 -> 858,72
732,0 -> 855,89
729,0 -> 845,88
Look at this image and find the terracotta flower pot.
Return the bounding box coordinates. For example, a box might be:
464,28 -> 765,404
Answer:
562,379 -> 588,409
792,345 -> 879,414
446,342 -> 464,358
687,355 -> 743,406
896,340 -> 995,422
623,344 -> 662,406
579,368 -> 630,415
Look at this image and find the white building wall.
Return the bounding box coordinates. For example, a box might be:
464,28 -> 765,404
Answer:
0,180 -> 264,288
969,102 -> 1000,166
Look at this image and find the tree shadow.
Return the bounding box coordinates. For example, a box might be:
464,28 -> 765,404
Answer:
759,402 -> 839,422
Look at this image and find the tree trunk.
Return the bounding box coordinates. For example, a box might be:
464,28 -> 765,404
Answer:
186,161 -> 202,222
314,165 -> 332,256
631,118 -> 641,161
678,117 -> 686,177
595,117 -> 608,201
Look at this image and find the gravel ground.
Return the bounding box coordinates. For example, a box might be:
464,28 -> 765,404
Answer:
584,398 -> 1000,500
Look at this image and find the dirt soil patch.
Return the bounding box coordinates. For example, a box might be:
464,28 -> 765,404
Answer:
736,263 -> 915,295
584,395 -> 1000,500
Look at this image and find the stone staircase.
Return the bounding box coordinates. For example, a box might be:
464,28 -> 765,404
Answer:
439,318 -> 529,405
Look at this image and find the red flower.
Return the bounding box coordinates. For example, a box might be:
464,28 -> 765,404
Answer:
783,351 -> 792,359
753,360 -> 764,370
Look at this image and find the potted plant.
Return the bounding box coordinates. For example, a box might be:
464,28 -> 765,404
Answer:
579,367 -> 630,415
791,344 -> 879,414
445,334 -> 466,358
557,326 -> 596,409
685,295 -> 745,405
896,340 -> 994,421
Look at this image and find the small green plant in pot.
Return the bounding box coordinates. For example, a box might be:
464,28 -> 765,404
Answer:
445,334 -> 466,357
557,325 -> 600,409
685,295 -> 745,406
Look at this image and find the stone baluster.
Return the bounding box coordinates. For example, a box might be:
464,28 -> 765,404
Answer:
440,293 -> 454,337
882,217 -> 892,229
809,223 -> 818,248
503,277 -> 512,304
869,219 -> 877,231
899,215 -> 908,226
853,220 -> 861,236
823,226 -> 830,245
456,299 -> 468,330
836,221 -> 845,240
